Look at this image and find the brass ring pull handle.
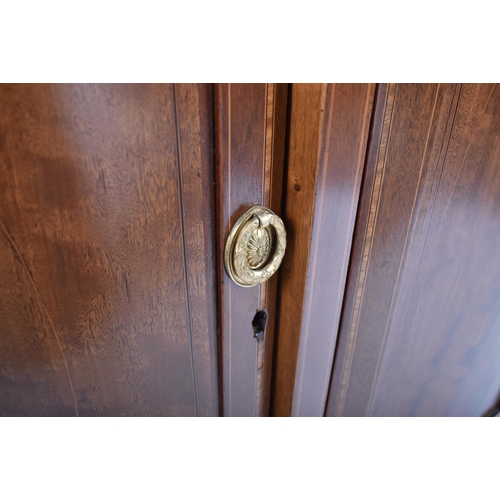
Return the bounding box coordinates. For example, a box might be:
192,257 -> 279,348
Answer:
224,206 -> 287,287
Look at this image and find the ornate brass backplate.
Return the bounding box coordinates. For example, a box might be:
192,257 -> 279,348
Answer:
224,206 -> 287,287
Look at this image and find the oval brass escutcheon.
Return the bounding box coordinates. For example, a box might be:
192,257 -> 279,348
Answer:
224,206 -> 287,287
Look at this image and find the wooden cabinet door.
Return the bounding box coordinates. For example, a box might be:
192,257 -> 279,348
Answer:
0,83 -> 287,417
272,83 -> 500,417
327,84 -> 500,417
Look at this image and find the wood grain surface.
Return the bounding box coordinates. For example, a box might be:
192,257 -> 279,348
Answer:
215,84 -> 287,416
327,83 -> 500,417
0,84 -> 218,416
272,84 -> 375,416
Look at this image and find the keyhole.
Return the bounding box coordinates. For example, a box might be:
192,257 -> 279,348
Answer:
252,310 -> 268,343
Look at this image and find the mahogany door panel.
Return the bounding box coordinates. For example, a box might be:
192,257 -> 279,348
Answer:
327,83 -> 500,417
0,83 -> 288,417
0,84 -> 218,416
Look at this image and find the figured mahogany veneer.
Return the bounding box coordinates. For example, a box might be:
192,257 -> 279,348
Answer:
0,84 -> 218,416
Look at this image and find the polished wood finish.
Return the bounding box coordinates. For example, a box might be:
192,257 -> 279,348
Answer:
327,83 -> 500,417
215,84 -> 287,416
273,84 -> 375,416
0,84 -> 218,416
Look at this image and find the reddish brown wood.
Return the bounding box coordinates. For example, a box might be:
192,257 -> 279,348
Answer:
215,84 -> 287,416
272,84 -> 375,416
174,84 -> 219,416
327,83 -> 500,417
0,84 -> 218,416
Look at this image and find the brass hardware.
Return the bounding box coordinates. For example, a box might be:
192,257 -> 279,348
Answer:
224,205 -> 286,287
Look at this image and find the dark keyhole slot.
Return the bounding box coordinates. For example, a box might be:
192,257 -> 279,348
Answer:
252,310 -> 268,343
